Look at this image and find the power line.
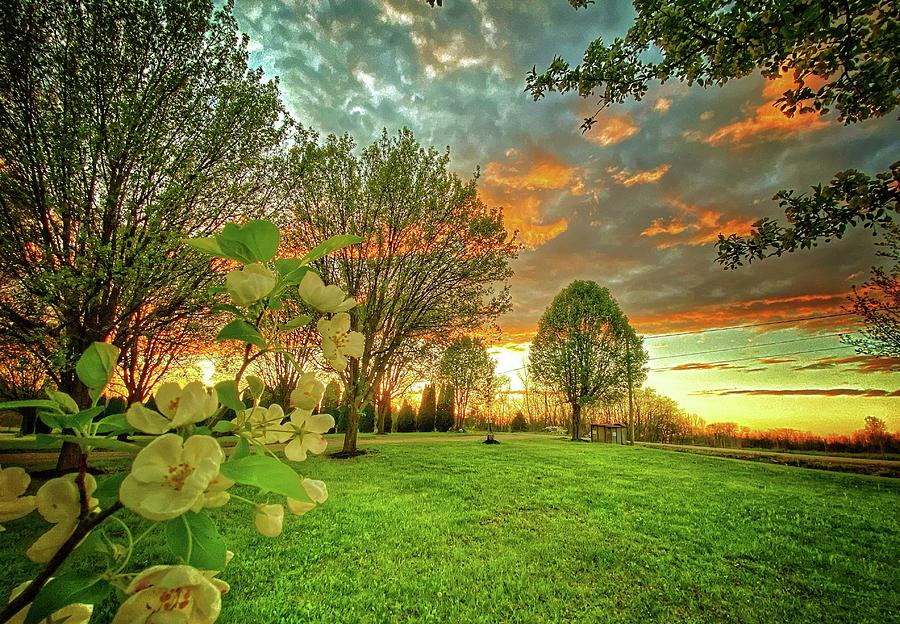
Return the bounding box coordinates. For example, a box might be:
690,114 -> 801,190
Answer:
649,332 -> 847,361
642,311 -> 859,339
649,345 -> 856,372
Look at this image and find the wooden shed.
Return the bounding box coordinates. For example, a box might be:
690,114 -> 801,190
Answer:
590,422 -> 627,444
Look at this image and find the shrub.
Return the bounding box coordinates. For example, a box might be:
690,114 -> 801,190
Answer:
336,406 -> 348,434
434,385 -> 454,432
396,402 -> 417,432
510,412 -> 527,432
383,402 -> 393,433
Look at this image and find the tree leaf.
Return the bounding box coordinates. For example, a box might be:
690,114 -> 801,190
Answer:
73,406 -> 106,430
75,342 -> 120,399
184,236 -> 226,257
95,413 -> 134,435
212,420 -> 234,433
0,399 -> 60,411
216,320 -> 267,349
245,375 -> 265,400
273,259 -> 310,284
94,473 -> 126,508
218,455 -> 309,501
218,220 -> 281,263
165,511 -> 227,569
281,315 -> 312,331
24,573 -> 111,624
37,434 -> 141,453
299,234 -> 363,265
228,435 -> 251,462
215,380 -> 245,412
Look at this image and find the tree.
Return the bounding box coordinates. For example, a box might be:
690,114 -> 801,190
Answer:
435,384 -> 455,432
0,0 -> 289,471
417,383 -> 437,432
438,336 -> 496,430
863,415 -> 889,457
529,281 -> 647,441
844,225 -> 900,356
320,380 -> 342,415
284,128 -> 517,453
359,404 -> 376,433
526,0 -> 899,267
395,402 -> 417,433
510,412 -> 527,432
376,339 -> 440,434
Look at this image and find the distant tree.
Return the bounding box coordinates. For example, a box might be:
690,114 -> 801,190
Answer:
529,281 -> 647,441
335,406 -> 349,435
395,402 -> 417,433
285,128 -> 517,454
382,395 -> 393,433
510,412 -> 527,433
0,0 -> 289,471
376,339 -> 440,434
320,380 -> 342,415
435,384 -> 455,432
359,404 -> 376,434
417,384 -> 437,432
526,0 -> 899,268
864,416 -> 889,457
439,336 -> 495,430
845,226 -> 900,356
0,341 -> 46,434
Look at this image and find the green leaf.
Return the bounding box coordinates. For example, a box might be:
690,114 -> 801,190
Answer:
45,389 -> 79,414
245,375 -> 265,401
0,399 -> 60,411
273,258 -> 311,284
37,434 -> 141,453
212,420 -> 234,433
281,315 -> 312,331
184,236 -> 226,257
24,573 -> 111,624
218,220 -> 280,263
165,511 -> 227,569
37,410 -> 69,430
299,234 -> 363,265
228,435 -> 250,462
212,303 -> 245,317
215,381 -> 245,413
75,342 -> 120,400
216,320 -> 266,349
94,473 -> 126,509
95,413 -> 134,435
219,455 -> 309,501
73,406 -> 106,430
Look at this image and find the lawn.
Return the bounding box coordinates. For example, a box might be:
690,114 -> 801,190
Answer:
2,436 -> 898,623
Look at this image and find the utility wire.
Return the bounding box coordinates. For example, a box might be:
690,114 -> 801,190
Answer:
649,332 -> 847,361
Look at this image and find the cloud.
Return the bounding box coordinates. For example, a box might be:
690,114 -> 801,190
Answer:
480,147 -> 580,248
699,388 -> 900,397
610,163 -> 671,187
704,73 -> 829,146
640,195 -> 757,248
757,358 -> 798,364
667,362 -> 738,371
585,113 -> 639,146
654,97 -> 672,114
794,355 -> 900,374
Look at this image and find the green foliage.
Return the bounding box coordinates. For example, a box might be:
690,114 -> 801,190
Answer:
218,455 -> 311,502
102,396 -> 127,416
510,412 -> 528,433
383,402 -> 393,434
319,380 -> 341,415
75,342 -> 120,403
417,384 -> 436,432
438,337 -> 495,429
359,404 -> 376,433
434,385 -> 454,432
844,225 -> 900,356
23,573 -> 111,624
529,281 -> 647,440
336,406 -> 349,434
165,511 -> 227,570
395,402 -> 417,433
527,1 -> 900,266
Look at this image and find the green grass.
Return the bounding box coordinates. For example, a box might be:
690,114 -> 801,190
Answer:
2,437 -> 899,623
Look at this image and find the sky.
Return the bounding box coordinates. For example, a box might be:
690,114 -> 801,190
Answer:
230,0 -> 900,435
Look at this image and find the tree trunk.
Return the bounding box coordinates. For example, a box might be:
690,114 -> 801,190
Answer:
375,386 -> 385,435
341,401 -> 360,453
571,402 -> 581,441
56,378 -> 91,474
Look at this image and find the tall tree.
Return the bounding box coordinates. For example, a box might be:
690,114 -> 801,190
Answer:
529,281 -> 647,441
0,0 -> 289,470
526,0 -> 899,267
434,384 -> 455,432
417,383 -> 437,432
844,225 -> 900,356
438,336 -> 496,430
284,128 -> 517,453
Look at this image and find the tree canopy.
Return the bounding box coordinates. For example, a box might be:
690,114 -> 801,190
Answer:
284,127 -> 517,453
529,281 -> 647,441
845,225 -> 900,356
438,336 -> 496,430
526,0 -> 899,267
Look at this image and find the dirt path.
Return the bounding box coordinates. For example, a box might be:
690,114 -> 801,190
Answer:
0,432 -> 553,466
638,442 -> 900,478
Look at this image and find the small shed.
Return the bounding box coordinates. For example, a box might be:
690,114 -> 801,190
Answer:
590,423 -> 627,444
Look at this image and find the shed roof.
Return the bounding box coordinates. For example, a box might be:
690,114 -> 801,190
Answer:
590,422 -> 627,428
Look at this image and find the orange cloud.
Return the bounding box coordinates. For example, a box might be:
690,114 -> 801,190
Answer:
794,355 -> 900,374
704,388 -> 900,398
705,73 -> 829,146
633,291 -> 855,336
585,113 -> 639,146
654,98 -> 671,113
611,163 -> 671,187
480,148 -> 580,248
641,195 -> 757,248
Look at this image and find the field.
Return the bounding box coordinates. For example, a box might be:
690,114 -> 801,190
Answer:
2,435 -> 898,623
